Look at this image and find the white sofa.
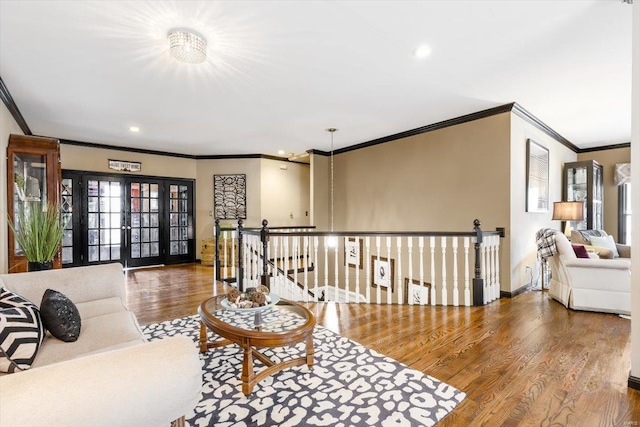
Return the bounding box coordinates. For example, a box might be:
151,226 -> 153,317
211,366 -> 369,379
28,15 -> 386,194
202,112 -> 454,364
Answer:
548,230 -> 631,315
0,263 -> 202,427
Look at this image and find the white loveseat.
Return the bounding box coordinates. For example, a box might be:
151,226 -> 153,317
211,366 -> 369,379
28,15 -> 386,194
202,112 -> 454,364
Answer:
0,263 -> 202,427
548,230 -> 631,315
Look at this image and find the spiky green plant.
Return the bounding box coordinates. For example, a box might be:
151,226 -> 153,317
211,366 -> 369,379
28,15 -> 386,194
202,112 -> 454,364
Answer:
7,202 -> 68,262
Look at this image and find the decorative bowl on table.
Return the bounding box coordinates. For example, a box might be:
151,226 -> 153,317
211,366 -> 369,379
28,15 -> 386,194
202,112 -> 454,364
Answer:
221,286 -> 280,313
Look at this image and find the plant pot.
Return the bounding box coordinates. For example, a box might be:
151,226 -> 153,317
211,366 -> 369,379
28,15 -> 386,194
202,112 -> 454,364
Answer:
27,261 -> 54,272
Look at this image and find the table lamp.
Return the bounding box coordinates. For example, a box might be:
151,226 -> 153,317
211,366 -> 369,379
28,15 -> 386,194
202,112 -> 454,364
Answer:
552,201 -> 585,238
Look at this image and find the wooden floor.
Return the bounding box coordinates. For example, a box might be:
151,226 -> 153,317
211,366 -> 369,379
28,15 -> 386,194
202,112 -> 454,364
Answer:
125,263 -> 640,427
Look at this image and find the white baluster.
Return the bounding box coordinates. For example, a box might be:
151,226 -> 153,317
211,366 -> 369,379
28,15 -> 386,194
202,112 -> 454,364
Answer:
441,237 -> 447,306
334,239 -> 339,303
386,236 -> 392,305
324,236 -> 329,301
293,235 -> 299,301
483,242 -> 488,305
397,236 -> 403,305
407,236 -> 413,306
273,236 -> 280,295
222,233 -> 228,280
376,236 -> 381,304
303,236 -> 309,303
419,236 -> 425,306
354,236 -> 361,304
452,237 -> 459,307
430,236 -> 436,305
464,237 -> 470,306
344,237 -> 350,303
313,236 -> 319,302
365,236 -> 371,304
231,232 -> 236,279
494,236 -> 501,301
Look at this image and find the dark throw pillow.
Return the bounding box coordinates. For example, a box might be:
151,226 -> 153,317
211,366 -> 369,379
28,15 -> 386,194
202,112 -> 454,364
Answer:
572,244 -> 590,259
40,289 -> 81,342
0,288 -> 45,373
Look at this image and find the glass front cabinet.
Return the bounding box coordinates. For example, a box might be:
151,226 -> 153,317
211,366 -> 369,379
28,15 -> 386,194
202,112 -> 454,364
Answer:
563,160 -> 603,232
6,134 -> 62,273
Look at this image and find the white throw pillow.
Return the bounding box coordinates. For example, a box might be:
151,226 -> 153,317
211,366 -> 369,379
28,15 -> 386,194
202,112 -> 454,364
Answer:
590,235 -> 620,258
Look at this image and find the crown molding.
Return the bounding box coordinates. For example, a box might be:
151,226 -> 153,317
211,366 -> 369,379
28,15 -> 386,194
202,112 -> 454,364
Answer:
0,72 -> 625,158
58,138 -> 197,159
578,142 -> 631,153
0,76 -> 32,135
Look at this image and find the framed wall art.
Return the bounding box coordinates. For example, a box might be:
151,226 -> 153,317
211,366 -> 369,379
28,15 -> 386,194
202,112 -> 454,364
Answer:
526,139 -> 549,213
214,174 -> 247,219
371,256 -> 395,291
344,237 -> 363,269
404,279 -> 431,305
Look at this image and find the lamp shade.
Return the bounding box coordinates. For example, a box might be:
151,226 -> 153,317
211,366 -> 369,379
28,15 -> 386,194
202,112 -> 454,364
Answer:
551,201 -> 585,221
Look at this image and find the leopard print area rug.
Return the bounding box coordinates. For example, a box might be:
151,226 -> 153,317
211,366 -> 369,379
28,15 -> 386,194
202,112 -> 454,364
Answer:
143,314 -> 465,427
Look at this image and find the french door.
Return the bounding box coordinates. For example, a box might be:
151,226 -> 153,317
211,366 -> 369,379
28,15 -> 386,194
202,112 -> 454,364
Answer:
61,171 -> 194,268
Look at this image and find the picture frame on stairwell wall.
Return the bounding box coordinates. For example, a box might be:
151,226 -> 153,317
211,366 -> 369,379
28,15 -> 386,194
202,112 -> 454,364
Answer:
404,278 -> 431,305
371,256 -> 395,291
526,139 -> 549,213
344,237 -> 363,269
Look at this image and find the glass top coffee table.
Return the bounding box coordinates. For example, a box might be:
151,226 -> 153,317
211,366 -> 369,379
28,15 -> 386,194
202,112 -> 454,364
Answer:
198,295 -> 316,396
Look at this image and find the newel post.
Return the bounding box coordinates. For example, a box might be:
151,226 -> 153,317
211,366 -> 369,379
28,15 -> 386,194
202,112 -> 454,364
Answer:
214,219 -> 221,284
473,219 -> 484,306
260,219 -> 270,289
237,219 -> 244,292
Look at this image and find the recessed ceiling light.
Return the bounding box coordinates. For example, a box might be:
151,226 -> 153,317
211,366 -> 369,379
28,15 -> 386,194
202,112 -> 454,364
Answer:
278,150 -> 285,155
129,126 -> 140,133
413,45 -> 432,59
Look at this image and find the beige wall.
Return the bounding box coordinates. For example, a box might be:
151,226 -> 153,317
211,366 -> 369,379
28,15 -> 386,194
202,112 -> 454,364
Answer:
578,147 -> 630,240
195,159 -> 262,249
510,115 -> 577,292
333,113 -> 512,294
0,105 -> 25,274
310,154 -> 329,230
60,144 -> 197,179
260,159 -> 310,227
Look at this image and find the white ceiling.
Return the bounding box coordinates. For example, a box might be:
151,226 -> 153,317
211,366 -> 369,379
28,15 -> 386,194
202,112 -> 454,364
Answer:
0,1 -> 633,156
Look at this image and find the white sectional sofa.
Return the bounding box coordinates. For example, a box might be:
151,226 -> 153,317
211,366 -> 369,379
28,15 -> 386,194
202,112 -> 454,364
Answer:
0,263 -> 202,427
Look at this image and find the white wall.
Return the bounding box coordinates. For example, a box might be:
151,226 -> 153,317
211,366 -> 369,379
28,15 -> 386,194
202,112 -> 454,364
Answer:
510,115 -> 577,291
0,103 -> 25,274
630,0 -> 640,382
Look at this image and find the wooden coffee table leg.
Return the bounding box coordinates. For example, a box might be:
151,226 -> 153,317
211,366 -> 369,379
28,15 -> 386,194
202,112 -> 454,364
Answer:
306,333 -> 314,367
241,345 -> 254,396
199,321 -> 208,353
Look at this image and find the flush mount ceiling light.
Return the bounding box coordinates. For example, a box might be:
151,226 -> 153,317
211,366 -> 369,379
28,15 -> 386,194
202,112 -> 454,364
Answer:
168,30 -> 207,63
129,126 -> 140,133
413,45 -> 432,59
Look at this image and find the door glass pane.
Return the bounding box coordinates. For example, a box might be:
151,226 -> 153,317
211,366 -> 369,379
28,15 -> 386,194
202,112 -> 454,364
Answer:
129,181 -> 161,260
87,179 -> 122,263
61,178 -> 74,265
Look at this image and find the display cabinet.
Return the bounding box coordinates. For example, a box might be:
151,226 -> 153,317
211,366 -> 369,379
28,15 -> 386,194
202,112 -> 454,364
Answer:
563,160 -> 603,232
6,134 -> 62,272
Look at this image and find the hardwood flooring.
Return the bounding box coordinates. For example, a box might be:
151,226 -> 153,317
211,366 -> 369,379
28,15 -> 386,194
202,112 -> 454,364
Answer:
125,263 -> 640,427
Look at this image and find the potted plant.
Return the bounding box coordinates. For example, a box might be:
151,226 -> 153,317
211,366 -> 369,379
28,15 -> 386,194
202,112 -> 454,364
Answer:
8,201 -> 67,271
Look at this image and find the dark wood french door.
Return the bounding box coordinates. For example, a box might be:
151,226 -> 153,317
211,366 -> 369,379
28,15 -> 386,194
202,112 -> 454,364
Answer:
61,170 -> 194,268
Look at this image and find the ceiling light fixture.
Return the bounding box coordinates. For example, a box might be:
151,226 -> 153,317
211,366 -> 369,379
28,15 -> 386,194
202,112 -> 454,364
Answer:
413,45 -> 432,59
129,126 -> 140,133
326,128 -> 338,248
168,30 -> 207,63
278,150 -> 285,155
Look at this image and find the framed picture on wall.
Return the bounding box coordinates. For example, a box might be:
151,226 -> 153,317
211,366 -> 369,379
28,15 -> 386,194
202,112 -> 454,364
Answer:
371,256 -> 395,291
344,237 -> 363,269
526,139 -> 549,213
214,174 -> 247,219
404,279 -> 431,305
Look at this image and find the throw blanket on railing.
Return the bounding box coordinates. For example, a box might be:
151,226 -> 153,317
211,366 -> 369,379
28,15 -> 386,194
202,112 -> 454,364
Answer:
536,228 -> 558,266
